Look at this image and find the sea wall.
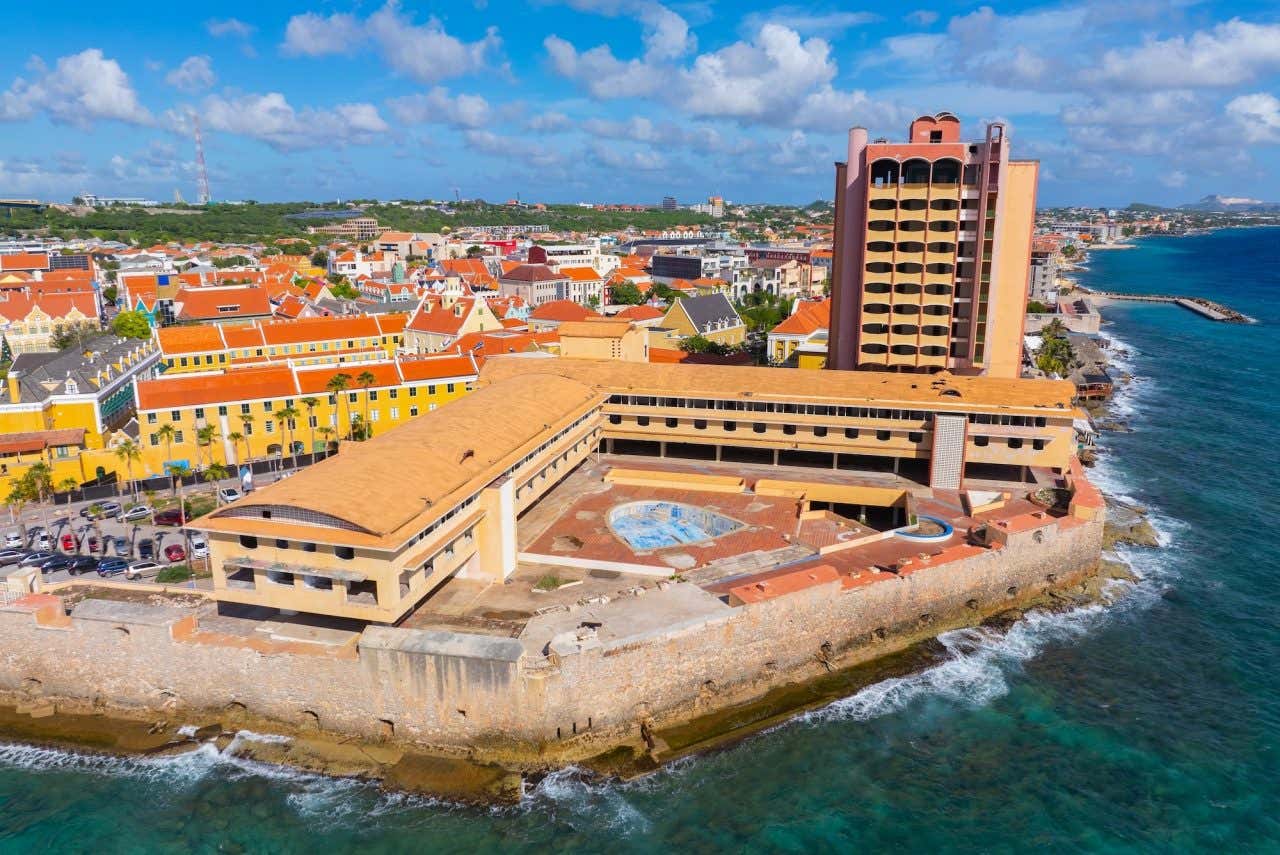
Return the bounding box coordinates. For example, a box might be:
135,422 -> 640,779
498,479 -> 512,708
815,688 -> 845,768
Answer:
0,516 -> 1102,757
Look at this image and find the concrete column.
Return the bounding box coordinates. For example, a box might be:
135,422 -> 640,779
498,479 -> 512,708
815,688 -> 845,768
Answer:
893,457 -> 900,474
474,477 -> 517,582
714,445 -> 722,462
832,453 -> 839,470
659,441 -> 666,458
773,449 -> 780,466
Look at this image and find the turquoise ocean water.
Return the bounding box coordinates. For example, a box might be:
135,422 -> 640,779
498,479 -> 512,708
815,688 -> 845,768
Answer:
0,228 -> 1277,853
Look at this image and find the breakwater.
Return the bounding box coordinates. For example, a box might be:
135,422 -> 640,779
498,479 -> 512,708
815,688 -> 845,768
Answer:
1080,288 -> 1252,322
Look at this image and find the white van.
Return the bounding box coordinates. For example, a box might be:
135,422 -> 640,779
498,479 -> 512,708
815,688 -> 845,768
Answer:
4,532 -> 22,549
189,533 -> 209,560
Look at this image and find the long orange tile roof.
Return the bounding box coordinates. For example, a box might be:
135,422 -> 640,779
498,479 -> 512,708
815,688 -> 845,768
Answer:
138,354 -> 479,409
771,298 -> 831,336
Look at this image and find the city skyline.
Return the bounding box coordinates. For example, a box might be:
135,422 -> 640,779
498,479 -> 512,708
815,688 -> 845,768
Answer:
2,0 -> 1280,206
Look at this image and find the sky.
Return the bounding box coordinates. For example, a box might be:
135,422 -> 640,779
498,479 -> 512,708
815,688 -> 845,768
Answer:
2,0 -> 1279,207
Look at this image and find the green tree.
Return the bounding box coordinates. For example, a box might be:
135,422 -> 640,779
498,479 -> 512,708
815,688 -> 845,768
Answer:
679,335 -> 730,356
102,285 -> 118,304
356,370 -> 376,439
196,424 -> 220,471
57,476 -> 79,505
466,245 -> 484,257
203,462 -> 230,486
274,405 -> 301,467
317,426 -> 335,457
608,281 -> 644,305
300,396 -> 320,458
1026,300 -> 1050,314
326,372 -> 353,440
113,439 -> 142,502
310,249 -> 328,268
110,310 -> 152,339
328,279 -> 360,300
155,423 -> 177,494
53,321 -> 98,350
227,431 -> 247,469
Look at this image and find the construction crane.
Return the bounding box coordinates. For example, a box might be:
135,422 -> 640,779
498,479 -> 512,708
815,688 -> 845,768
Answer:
191,110 -> 211,206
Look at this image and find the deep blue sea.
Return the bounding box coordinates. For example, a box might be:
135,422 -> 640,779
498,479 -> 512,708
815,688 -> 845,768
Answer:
0,229 -> 1277,853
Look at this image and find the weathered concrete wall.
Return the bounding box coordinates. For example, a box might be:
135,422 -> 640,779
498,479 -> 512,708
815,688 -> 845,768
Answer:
0,517 -> 1102,754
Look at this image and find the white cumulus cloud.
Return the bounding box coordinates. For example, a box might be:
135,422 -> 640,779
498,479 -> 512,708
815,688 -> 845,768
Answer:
165,55 -> 215,93
0,49 -> 151,126
282,2 -> 500,83
195,92 -> 389,151
388,88 -> 491,128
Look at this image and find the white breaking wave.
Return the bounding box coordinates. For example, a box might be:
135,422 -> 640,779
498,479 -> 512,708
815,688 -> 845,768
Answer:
523,766 -> 654,834
799,602 -> 1115,727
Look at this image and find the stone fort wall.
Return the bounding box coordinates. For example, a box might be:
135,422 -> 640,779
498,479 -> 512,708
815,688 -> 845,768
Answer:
0,516 -> 1102,754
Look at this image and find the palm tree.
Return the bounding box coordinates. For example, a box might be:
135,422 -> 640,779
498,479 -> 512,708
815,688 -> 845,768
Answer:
114,439 -> 143,502
226,431 -> 245,471
237,414 -> 255,464
168,462 -> 193,559
203,462 -> 229,495
274,405 -> 301,469
196,424 -> 220,472
316,426 -> 335,458
57,477 -> 79,506
155,423 -> 177,495
326,372 -> 352,440
300,396 -> 320,461
356,370 -> 376,440
4,485 -> 29,541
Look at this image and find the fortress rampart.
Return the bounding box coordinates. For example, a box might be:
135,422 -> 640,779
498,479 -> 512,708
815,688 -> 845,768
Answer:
0,513 -> 1102,757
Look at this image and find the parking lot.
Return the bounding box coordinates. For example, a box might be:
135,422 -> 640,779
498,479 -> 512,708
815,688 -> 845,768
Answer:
2,485 -> 238,586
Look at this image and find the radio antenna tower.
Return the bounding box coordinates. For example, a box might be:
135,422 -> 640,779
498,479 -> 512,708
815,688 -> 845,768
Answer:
192,111 -> 211,205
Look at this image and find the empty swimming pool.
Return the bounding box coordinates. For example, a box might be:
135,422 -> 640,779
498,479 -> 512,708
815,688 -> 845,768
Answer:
608,501 -> 744,551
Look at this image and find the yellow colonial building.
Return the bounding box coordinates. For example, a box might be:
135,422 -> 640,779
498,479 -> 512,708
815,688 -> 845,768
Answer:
133,353 -> 479,476
650,293 -> 746,350
0,335 -> 160,494
156,313 -> 408,375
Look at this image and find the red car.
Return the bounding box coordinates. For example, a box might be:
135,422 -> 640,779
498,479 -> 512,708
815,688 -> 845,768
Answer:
163,544 -> 186,562
153,509 -> 185,526
60,533 -> 76,552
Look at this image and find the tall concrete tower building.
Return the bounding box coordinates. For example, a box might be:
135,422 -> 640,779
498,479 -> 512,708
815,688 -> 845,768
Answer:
827,112 -> 1038,378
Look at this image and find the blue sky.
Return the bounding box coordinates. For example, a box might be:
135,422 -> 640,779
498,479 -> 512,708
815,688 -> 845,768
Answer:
2,0 -> 1279,206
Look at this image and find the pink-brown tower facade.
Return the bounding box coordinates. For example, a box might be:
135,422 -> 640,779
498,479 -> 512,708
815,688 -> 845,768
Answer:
828,112 -> 1038,378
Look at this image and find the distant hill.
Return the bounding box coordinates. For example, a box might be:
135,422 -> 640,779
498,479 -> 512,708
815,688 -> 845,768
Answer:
1126,202 -> 1172,212
1179,194 -> 1280,212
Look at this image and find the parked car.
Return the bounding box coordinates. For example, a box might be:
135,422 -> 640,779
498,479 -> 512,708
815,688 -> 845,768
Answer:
188,533 -> 209,559
83,501 -> 122,520
96,557 -> 128,577
138,539 -> 155,560
217,487 -> 242,503
3,532 -> 22,549
30,532 -> 51,550
0,549 -> 29,566
36,554 -> 76,574
65,555 -> 98,575
19,551 -> 56,567
118,505 -> 153,523
87,535 -> 100,553
124,560 -> 164,581
153,509 -> 185,527
113,536 -> 129,556
60,533 -> 76,552
163,544 -> 186,563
